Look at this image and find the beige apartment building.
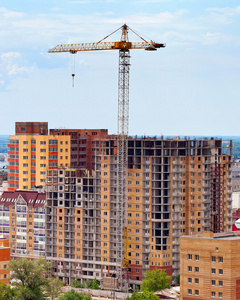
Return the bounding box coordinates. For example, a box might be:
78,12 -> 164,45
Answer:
180,231 -> 240,300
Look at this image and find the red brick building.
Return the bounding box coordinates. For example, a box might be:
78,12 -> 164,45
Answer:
50,128 -> 108,171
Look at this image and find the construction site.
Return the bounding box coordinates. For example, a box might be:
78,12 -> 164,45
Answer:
44,24 -> 233,291
45,136 -> 232,290
4,24 -> 233,294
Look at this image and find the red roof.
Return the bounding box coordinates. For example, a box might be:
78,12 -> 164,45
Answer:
0,191 -> 46,208
232,224 -> 239,231
0,234 -> 9,239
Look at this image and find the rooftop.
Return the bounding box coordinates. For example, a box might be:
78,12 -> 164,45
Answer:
182,231 -> 240,241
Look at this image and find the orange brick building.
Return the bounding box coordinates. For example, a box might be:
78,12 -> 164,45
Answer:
49,128 -> 108,171
8,122 -> 70,191
180,231 -> 240,300
0,235 -> 10,284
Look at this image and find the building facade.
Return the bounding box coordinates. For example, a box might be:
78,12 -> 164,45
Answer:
180,231 -> 240,300
0,235 -> 10,284
0,191 -> 46,260
8,122 -> 71,191
49,128 -> 108,171
45,137 -> 232,288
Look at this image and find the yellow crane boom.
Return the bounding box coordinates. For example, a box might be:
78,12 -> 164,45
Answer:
48,41 -> 165,53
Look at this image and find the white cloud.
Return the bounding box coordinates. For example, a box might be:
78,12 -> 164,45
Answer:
131,0 -> 169,3
207,5 -> 240,16
0,51 -> 37,86
0,7 -> 24,18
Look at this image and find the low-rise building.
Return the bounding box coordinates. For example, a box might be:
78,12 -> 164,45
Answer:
0,190 -> 46,260
180,231 -> 240,300
0,234 -> 10,284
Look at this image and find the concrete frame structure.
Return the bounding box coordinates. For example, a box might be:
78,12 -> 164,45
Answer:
180,231 -> 240,300
45,137 -> 232,288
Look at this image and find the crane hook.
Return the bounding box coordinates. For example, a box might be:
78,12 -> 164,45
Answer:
70,50 -> 77,87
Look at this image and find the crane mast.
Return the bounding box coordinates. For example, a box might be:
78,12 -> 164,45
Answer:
116,25 -> 130,289
48,24 -> 165,290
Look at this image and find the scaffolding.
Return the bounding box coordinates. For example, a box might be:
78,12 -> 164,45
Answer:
210,164 -> 224,233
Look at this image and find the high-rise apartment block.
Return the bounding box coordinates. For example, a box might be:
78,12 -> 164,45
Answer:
45,137 -> 232,287
0,190 -> 46,260
8,122 -> 71,191
180,231 -> 240,300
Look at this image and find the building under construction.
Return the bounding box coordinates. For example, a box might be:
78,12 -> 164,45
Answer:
45,136 -> 232,288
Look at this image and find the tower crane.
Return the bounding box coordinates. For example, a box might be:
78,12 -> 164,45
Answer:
48,24 -> 165,290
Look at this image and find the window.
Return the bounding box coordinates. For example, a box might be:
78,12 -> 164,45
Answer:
195,267 -> 199,272
211,268 -> 216,274
188,254 -> 192,260
188,278 -> 192,283
219,257 -> 223,263
40,149 -> 46,152
188,289 -> 192,295
219,281 -> 223,287
23,141 -> 28,145
211,256 -> 216,262
188,266 -> 192,272
219,269 -> 223,275
40,141 -> 46,145
219,292 -> 223,298
211,280 -> 216,286
195,278 -> 199,284
195,290 -> 199,296
195,255 -> 199,261
211,291 -> 215,298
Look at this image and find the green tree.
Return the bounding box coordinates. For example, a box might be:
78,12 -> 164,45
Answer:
141,269 -> 171,293
72,280 -> 84,288
174,274 -> 180,286
127,290 -> 159,300
0,282 -> 16,300
8,258 -> 52,300
44,277 -> 63,300
90,278 -> 100,290
58,289 -> 92,300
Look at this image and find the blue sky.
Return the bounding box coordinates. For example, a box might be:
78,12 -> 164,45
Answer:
1,0 -> 240,136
